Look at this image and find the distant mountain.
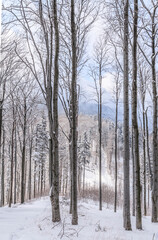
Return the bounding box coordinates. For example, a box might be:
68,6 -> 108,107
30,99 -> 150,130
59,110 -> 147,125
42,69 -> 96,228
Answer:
79,102 -> 123,122
59,100 -> 153,130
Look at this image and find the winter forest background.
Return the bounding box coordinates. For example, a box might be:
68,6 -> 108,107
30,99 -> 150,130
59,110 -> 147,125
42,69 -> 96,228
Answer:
0,0 -> 158,239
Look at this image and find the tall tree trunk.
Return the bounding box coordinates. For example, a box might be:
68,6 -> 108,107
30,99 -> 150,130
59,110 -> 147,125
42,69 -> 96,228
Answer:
69,132 -> 73,214
49,138 -> 53,187
34,160 -> 36,199
41,162 -> 43,196
132,0 -> 142,229
14,125 -> 17,204
99,64 -> 102,211
114,93 -> 118,212
0,100 -> 3,207
39,0 -> 53,190
21,99 -> 27,204
83,158 -> 86,198
151,14 -> 158,223
71,0 -> 78,225
9,120 -> 15,207
142,107 -> 146,216
132,128 -> 135,216
50,0 -> 60,222
1,126 -> 5,206
28,136 -> 33,200
145,111 -> 153,189
123,0 -> 132,230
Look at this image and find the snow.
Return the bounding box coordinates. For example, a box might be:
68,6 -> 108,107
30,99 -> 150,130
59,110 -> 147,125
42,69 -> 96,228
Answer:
0,197 -> 158,240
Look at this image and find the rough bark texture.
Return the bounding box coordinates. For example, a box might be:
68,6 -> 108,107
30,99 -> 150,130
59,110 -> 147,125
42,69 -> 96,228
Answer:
1,126 -> 5,207
71,0 -> 78,225
132,129 -> 135,217
0,101 -> 4,207
21,99 -> 27,204
9,122 -> 14,207
132,0 -> 142,229
114,86 -> 118,213
50,0 -> 61,222
69,132 -> 73,214
28,136 -> 33,200
99,64 -> 102,211
145,111 -> 153,189
142,108 -> 146,216
123,0 -> 132,231
151,12 -> 158,223
34,160 -> 36,198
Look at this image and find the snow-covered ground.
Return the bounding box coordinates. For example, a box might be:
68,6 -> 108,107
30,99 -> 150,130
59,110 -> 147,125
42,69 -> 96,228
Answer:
0,197 -> 158,240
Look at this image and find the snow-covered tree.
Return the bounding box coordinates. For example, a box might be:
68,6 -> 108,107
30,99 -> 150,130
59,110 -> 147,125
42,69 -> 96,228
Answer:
33,114 -> 48,196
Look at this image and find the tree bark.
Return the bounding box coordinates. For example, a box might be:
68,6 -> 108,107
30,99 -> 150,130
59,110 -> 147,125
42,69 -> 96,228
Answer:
9,118 -> 15,207
14,124 -> 17,204
145,111 -> 153,189
142,107 -> 146,216
1,127 -> 5,207
123,0 -> 132,230
99,64 -> 102,211
28,135 -> 33,200
132,128 -> 135,216
50,0 -> 61,222
151,13 -> 158,223
71,0 -> 78,225
132,0 -> 142,229
114,88 -> 118,213
21,98 -> 27,204
0,101 -> 4,207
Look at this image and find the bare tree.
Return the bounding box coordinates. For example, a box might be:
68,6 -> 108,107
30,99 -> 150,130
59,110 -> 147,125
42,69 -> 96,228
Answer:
89,38 -> 109,211
112,65 -> 122,213
123,0 -> 132,230
132,0 -> 142,229
3,0 -> 61,221
139,0 -> 158,222
50,0 -> 61,222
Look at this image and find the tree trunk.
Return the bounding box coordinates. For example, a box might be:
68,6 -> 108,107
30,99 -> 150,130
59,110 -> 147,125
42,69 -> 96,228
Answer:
71,0 -> 78,225
9,120 -> 15,207
132,0 -> 142,229
132,128 -> 135,217
1,127 -> 5,206
14,125 -> 17,204
145,111 -> 153,189
34,160 -> 36,199
69,133 -> 73,214
99,64 -> 102,211
143,108 -> 147,216
83,158 -> 86,198
0,101 -> 3,207
28,136 -> 33,200
114,93 -> 118,212
151,15 -> 158,223
123,0 -> 132,230
41,162 -> 44,196
21,99 -> 27,204
50,0 -> 60,222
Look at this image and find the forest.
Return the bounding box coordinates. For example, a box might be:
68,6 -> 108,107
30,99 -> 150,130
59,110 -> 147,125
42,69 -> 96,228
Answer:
0,0 -> 158,239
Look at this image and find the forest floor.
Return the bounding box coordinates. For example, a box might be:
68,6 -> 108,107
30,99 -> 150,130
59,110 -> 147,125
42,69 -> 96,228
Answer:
0,196 -> 158,240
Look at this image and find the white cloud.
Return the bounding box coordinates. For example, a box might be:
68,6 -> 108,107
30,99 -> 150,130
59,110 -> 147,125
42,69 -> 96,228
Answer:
102,72 -> 115,94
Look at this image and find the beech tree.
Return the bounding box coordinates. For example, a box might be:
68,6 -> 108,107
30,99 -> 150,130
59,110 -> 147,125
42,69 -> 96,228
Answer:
132,0 -> 142,229
123,0 -> 132,231
3,0 -> 61,221
89,38 -> 109,210
139,0 -> 158,222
